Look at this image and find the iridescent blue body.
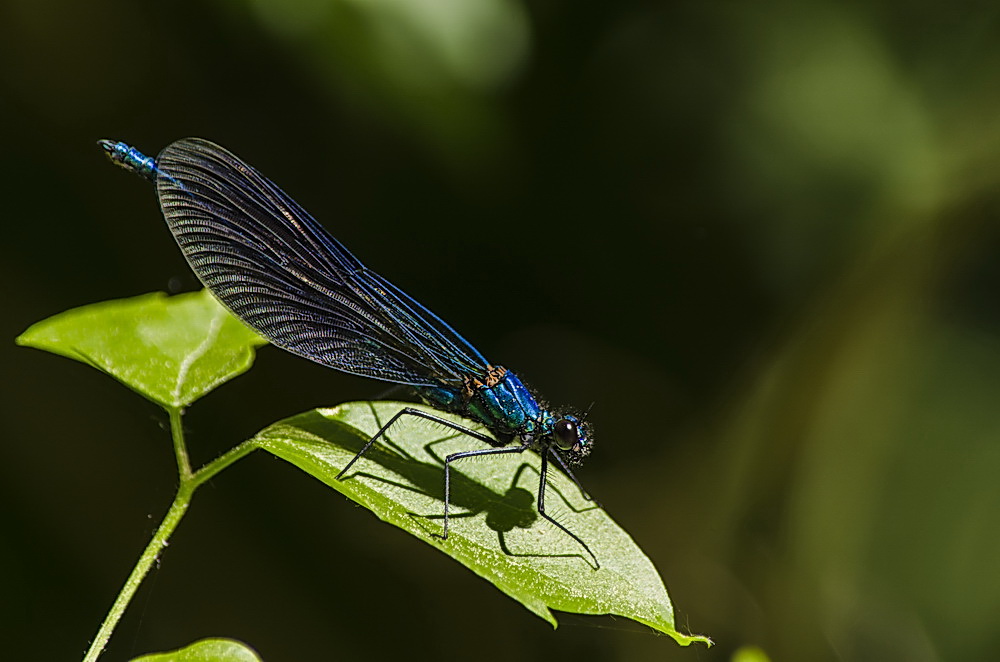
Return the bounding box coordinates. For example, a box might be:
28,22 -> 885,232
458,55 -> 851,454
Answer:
99,137 -> 597,566
419,367 -> 554,443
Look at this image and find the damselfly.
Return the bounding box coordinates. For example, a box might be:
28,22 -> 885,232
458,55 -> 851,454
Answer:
99,138 -> 599,567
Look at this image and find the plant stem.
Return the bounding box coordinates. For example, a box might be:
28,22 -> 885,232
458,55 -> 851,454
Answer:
82,481 -> 192,662
81,409 -> 261,662
194,439 -> 261,484
170,407 -> 192,479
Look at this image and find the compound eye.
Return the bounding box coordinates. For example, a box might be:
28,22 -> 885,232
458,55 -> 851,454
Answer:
553,418 -> 579,451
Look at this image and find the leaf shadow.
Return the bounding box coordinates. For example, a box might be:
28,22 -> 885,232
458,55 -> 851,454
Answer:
288,406 -> 595,565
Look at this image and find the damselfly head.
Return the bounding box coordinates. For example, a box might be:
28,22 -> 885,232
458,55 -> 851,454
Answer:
551,414 -> 592,464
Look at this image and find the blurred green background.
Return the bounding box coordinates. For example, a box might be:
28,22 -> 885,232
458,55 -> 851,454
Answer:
4,0 -> 1000,660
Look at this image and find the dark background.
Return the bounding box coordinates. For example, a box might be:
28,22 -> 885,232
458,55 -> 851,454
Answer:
4,1 -> 1000,660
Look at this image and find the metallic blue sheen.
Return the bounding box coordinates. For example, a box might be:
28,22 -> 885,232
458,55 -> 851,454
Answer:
480,378 -> 526,429
98,140 -> 157,181
506,372 -> 542,421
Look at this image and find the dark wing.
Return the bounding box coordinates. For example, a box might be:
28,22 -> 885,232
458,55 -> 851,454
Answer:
153,137 -> 489,387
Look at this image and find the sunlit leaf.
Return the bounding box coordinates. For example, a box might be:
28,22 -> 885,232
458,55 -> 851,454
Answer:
254,401 -> 711,646
131,637 -> 262,662
16,290 -> 267,409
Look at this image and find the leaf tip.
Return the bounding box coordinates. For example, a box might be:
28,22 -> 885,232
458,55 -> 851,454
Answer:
14,324 -> 42,348
670,631 -> 714,647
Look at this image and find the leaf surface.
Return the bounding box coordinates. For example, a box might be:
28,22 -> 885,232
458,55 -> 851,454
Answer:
17,290 -> 266,409
255,401 -> 710,645
131,638 -> 262,662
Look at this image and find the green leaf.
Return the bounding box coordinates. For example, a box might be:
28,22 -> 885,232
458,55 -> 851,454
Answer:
731,645 -> 773,662
130,638 -> 262,662
254,401 -> 711,646
16,291 -> 267,409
